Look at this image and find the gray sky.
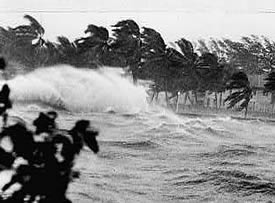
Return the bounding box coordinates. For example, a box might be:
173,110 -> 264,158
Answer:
1,0 -> 275,42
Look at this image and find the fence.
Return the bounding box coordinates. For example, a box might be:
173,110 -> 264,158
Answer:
149,91 -> 275,118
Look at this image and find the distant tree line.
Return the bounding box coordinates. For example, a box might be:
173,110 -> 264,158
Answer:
1,15 -> 275,115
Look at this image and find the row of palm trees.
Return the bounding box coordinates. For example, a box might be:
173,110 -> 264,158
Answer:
1,15 -> 275,115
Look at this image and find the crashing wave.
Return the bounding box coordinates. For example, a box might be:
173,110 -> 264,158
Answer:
1,65 -> 148,113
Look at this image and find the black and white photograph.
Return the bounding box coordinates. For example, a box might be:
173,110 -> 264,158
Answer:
1,0 -> 275,202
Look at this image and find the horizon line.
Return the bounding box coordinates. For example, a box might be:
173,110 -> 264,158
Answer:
1,9 -> 275,14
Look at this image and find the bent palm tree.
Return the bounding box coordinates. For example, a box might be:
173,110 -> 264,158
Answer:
74,24 -> 110,67
195,53 -> 227,108
111,19 -> 142,82
57,36 -> 79,66
0,15 -> 47,68
174,41 -> 226,107
141,27 -> 188,106
225,72 -> 253,117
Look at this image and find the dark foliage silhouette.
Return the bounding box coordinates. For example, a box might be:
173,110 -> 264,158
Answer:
0,84 -> 100,202
264,72 -> 275,92
225,72 -> 253,117
0,57 -> 7,70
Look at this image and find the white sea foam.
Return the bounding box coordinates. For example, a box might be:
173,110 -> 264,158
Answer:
1,65 -> 148,113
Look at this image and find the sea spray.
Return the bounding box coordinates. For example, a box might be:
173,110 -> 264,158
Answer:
1,65 -> 148,113
1,64 -> 188,123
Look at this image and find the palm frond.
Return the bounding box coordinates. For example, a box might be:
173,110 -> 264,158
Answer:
196,53 -> 218,68
176,38 -> 194,58
225,71 -> 252,111
112,19 -> 140,37
23,15 -> 45,35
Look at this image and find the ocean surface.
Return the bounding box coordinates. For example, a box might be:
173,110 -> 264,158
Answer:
2,65 -> 275,203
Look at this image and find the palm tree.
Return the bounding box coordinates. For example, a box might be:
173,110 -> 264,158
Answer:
141,27 -> 168,104
56,36 -> 80,67
174,40 -> 226,108
141,33 -> 225,109
225,72 -> 253,117
141,27 -> 188,106
0,15 -> 47,68
74,24 -> 110,67
264,71 -> 275,110
164,38 -> 199,108
111,19 -> 141,82
195,53 -> 226,108
219,37 -> 268,75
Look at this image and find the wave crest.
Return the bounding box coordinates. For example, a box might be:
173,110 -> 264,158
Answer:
4,65 -> 148,113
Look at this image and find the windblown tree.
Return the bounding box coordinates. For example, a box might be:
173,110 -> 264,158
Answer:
264,71 -> 275,108
196,36 -> 275,108
164,46 -> 192,107
195,53 -> 226,108
240,35 -> 275,73
140,27 -> 170,103
141,31 -> 226,108
174,38 -> 199,105
219,36 -> 275,112
74,24 -> 111,67
140,27 -> 189,105
111,19 -> 142,82
56,36 -> 80,66
196,39 -> 210,53
225,71 -> 253,117
175,40 -> 227,107
261,36 -> 275,71
172,39 -> 219,106
41,40 -> 60,66
215,36 -> 275,75
0,15 -> 49,69
196,36 -> 275,75
204,38 -> 228,64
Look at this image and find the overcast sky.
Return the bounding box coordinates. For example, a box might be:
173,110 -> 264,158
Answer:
1,0 -> 275,43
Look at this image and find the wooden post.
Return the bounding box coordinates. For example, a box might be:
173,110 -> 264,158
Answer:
175,92 -> 180,113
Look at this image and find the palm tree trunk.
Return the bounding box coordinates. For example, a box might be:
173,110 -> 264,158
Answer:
183,92 -> 188,108
215,92 -> 218,110
272,92 -> 275,114
165,91 -> 169,107
186,91 -> 194,105
175,93 -> 180,112
155,92 -> 159,102
150,91 -> 156,103
130,63 -> 139,84
204,91 -> 208,107
165,80 -> 169,107
193,91 -> 198,106
244,106 -> 248,118
219,92 -> 223,108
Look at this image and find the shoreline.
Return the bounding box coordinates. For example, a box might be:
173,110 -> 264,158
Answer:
174,106 -> 275,123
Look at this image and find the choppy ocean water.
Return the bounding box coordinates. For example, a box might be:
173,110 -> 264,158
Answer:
1,66 -> 275,202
